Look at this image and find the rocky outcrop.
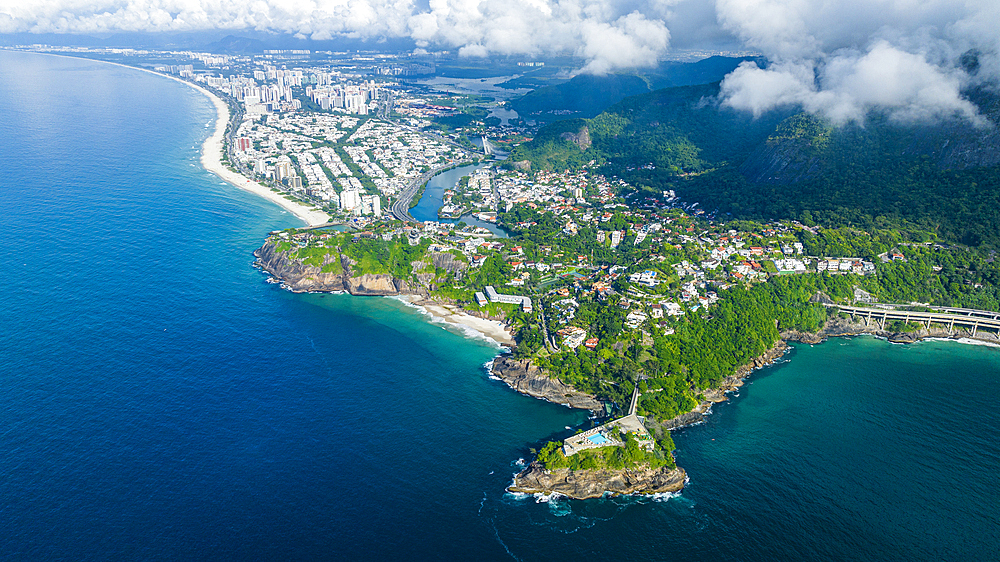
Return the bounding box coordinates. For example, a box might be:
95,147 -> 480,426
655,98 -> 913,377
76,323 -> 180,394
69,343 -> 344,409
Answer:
509,462 -> 686,499
254,240 -> 428,297
559,125 -> 592,151
430,251 -> 468,274
254,239 -> 344,292
739,138 -> 824,185
344,273 -> 424,296
491,356 -> 603,412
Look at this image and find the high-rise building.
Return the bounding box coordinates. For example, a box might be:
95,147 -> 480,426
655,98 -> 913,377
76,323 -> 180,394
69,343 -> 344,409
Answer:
274,157 -> 293,182
340,189 -> 362,212
362,194 -> 381,217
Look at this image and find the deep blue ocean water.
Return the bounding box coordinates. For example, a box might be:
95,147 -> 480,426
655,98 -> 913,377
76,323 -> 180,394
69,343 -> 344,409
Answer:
1,51 -> 998,560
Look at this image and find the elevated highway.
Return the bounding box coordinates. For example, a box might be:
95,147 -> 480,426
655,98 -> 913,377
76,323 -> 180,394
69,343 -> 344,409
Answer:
827,303 -> 1000,337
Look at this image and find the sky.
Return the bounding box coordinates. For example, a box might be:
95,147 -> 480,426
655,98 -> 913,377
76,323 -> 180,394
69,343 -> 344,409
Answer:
1,0 -> 997,123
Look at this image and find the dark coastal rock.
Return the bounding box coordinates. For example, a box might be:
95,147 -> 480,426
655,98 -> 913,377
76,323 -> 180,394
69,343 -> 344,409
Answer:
657,409 -> 708,431
491,356 -> 603,412
344,273 -> 424,296
429,251 -> 468,274
254,240 -> 428,297
508,462 -> 686,499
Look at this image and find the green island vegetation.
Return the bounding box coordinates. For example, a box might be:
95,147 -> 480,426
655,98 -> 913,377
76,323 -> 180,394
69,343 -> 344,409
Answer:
535,430 -> 675,471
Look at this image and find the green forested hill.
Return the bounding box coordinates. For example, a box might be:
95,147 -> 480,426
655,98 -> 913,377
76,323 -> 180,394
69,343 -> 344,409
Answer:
508,56 -> 760,123
508,81 -> 1000,247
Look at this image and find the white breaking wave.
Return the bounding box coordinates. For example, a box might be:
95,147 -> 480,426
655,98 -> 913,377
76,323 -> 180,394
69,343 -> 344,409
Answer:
504,491 -> 531,501
387,295 -> 503,348
534,492 -> 566,503
649,491 -> 682,502
927,337 -> 1000,349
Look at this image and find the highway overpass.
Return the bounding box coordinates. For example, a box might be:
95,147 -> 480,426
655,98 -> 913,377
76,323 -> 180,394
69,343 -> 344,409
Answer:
827,304 -> 1000,337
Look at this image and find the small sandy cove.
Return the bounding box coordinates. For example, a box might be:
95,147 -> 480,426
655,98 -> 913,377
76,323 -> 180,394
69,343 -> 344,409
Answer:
397,295 -> 515,347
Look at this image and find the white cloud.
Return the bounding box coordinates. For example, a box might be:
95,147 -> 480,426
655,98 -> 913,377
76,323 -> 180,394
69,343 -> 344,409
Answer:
716,0 -> 999,124
0,0 -> 679,73
2,0 -> 997,104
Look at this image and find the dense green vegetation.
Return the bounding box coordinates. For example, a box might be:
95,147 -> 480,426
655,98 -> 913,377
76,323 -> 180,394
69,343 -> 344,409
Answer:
507,79 -> 1000,248
340,236 -> 431,278
535,432 -> 674,471
506,119 -> 599,170
534,273 -> 849,424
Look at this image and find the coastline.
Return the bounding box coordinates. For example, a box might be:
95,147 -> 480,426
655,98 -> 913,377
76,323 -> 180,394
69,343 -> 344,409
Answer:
193,89 -> 330,227
394,294 -> 515,347
22,51 -> 330,227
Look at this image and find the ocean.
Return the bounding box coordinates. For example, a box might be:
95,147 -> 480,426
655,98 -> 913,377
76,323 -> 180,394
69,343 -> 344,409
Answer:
1,50 -> 998,561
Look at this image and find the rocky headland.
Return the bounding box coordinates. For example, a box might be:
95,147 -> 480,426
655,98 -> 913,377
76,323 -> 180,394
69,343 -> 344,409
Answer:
261,233 -> 1000,500
491,356 -> 604,411
509,462 -> 686,500
254,238 -> 428,296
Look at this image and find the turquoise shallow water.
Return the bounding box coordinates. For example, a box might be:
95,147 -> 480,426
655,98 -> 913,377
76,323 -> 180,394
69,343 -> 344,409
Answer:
1,51 -> 999,560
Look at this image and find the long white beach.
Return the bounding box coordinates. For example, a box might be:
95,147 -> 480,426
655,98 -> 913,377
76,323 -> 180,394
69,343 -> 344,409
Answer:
34,52 -> 331,227
192,84 -> 330,226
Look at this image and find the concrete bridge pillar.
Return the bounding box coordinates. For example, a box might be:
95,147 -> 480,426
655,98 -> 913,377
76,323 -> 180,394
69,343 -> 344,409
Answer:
880,313 -> 886,330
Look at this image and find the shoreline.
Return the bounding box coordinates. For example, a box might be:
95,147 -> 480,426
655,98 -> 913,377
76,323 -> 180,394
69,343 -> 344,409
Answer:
394,294 -> 515,347
194,89 -> 330,227
17,51 -> 330,227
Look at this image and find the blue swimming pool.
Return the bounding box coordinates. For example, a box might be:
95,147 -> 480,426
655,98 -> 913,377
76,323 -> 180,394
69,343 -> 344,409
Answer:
587,434 -> 607,445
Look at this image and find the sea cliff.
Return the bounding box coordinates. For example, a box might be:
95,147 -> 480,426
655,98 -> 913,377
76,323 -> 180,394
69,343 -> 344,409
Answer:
254,238 -> 428,296
491,356 -> 603,412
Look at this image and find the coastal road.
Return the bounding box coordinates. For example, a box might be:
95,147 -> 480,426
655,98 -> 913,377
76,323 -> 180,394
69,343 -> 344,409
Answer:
828,303 -> 1000,337
390,161 -> 471,222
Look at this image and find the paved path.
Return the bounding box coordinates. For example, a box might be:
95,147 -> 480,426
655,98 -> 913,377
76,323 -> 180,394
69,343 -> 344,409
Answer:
628,381 -> 640,416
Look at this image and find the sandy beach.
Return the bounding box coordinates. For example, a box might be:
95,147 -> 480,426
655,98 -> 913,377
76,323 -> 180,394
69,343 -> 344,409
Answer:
193,86 -> 330,226
397,295 -> 515,347
41,53 -> 330,227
